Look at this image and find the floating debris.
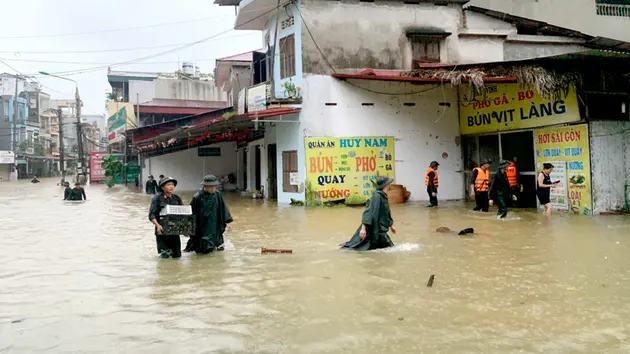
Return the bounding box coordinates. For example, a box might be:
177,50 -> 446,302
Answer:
427,274 -> 435,288
261,248 -> 293,254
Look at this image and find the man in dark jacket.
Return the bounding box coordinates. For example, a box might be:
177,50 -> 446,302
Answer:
149,177 -> 184,259
67,182 -> 87,201
63,182 -> 71,200
340,176 -> 396,251
145,175 -> 158,194
489,160 -> 517,219
184,174 -> 233,254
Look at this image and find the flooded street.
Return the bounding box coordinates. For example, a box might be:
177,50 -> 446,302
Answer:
2,179 -> 630,353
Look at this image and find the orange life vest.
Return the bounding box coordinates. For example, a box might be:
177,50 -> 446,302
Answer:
425,168 -> 438,188
474,167 -> 490,192
506,161 -> 518,187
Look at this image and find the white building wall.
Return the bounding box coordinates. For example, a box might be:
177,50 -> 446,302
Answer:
154,79 -> 227,101
272,75 -> 464,204
141,141 -> 237,193
129,80 -> 156,104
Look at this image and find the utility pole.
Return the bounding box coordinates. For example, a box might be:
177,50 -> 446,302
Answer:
75,87 -> 86,182
57,108 -> 65,183
12,74 -> 19,156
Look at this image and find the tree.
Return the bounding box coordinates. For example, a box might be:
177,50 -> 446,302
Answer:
101,154 -> 124,188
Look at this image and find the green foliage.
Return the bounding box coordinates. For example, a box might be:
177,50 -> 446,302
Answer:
222,111 -> 237,120
304,180 -> 322,208
345,194 -> 367,206
101,154 -> 124,188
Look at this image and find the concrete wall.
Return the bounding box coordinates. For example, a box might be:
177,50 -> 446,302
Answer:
141,141 -> 238,192
129,80 -> 156,104
154,79 -> 226,102
0,76 -> 25,96
468,0 -> 630,42
589,121 -> 630,214
262,1 -> 303,98
300,0 -> 464,73
503,42 -> 587,61
271,75 -> 464,204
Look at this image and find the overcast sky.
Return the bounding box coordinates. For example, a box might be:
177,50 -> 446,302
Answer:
0,0 -> 261,115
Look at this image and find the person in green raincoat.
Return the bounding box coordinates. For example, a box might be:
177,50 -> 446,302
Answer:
489,160 -> 517,219
340,176 -> 396,251
148,177 -> 184,259
184,174 -> 233,254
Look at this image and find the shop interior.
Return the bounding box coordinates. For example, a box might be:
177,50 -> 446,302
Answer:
463,131 -> 538,208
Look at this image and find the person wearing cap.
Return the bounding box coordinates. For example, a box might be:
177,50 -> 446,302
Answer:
31,175 -> 40,184
425,161 -> 440,207
145,175 -> 158,195
67,182 -> 87,201
489,160 -> 517,219
149,177 -> 184,258
537,163 -> 559,216
63,181 -> 72,200
184,174 -> 233,254
340,176 -> 396,251
470,159 -> 492,212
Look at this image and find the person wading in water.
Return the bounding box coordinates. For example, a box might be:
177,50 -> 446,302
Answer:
425,161 -> 439,207
67,182 -> 87,201
148,177 -> 184,259
470,159 -> 491,212
145,175 -> 158,194
184,175 -> 233,254
340,176 -> 396,251
537,163 -> 559,216
63,181 -> 71,200
489,160 -> 517,219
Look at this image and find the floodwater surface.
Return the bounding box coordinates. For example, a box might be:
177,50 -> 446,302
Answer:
1,179 -> 630,353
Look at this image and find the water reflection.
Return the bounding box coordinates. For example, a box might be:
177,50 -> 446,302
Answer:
1,178 -> 630,353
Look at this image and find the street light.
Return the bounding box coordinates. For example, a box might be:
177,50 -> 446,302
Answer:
39,71 -> 86,183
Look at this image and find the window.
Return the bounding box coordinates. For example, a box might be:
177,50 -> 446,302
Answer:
410,37 -> 440,66
279,34 -> 296,79
282,150 -> 298,193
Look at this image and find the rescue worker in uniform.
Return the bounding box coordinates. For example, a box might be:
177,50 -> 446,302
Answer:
425,161 -> 439,207
63,181 -> 71,200
506,157 -> 523,207
67,182 -> 87,201
145,175 -> 158,194
489,160 -> 517,219
470,158 -> 491,212
184,175 -> 233,254
148,177 -> 184,259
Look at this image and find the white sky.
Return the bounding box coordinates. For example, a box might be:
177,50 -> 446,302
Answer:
0,0 -> 262,115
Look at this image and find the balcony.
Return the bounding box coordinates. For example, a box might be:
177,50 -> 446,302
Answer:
597,2 -> 630,17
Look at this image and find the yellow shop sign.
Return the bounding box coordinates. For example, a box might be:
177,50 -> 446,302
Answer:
304,136 -> 395,202
458,84 -> 581,135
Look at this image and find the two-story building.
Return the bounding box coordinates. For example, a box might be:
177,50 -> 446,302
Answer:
209,0 -> 627,207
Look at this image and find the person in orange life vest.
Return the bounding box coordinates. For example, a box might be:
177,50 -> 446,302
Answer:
506,157 -> 523,207
425,161 -> 439,207
470,158 -> 491,212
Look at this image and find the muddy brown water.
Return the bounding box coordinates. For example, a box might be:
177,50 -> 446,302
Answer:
1,179 -> 630,353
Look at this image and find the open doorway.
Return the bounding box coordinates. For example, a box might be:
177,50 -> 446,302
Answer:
267,144 -> 278,199
255,145 -> 262,191
500,131 -> 536,207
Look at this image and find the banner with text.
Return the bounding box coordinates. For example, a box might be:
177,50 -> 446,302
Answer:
534,124 -> 592,215
304,136 -> 395,202
89,152 -> 108,183
459,84 -> 581,135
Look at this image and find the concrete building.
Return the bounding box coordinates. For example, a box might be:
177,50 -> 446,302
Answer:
134,0 -> 629,214
469,0 -> 630,41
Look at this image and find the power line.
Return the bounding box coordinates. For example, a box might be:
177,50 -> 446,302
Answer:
0,32 -> 258,55
24,4 -> 283,79
0,15 -> 236,40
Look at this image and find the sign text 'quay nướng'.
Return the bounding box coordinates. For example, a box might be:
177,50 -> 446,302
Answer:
458,84 -> 581,135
